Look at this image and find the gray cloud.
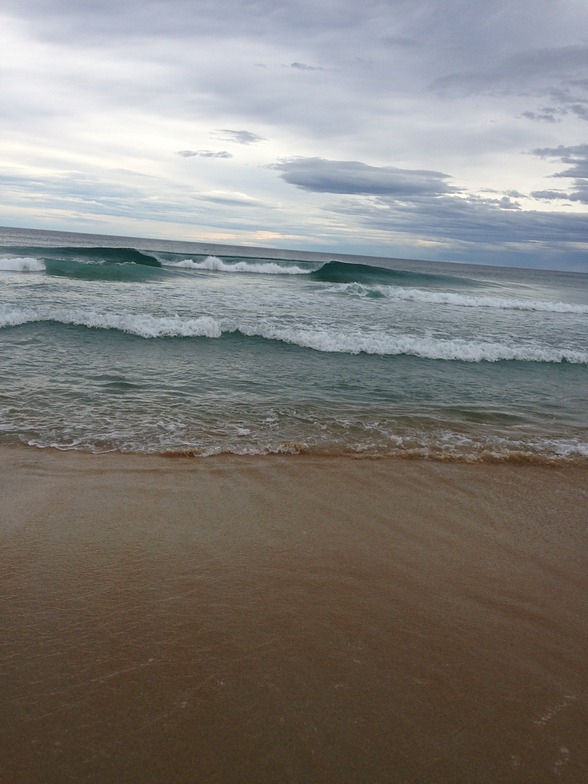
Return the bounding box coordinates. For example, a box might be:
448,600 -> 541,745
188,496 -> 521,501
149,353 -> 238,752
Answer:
2,0 -> 412,43
534,144 -> 588,170
273,158 -> 455,197
531,145 -> 588,203
568,188 -> 588,204
271,154 -> 588,267
193,193 -> 263,208
178,150 -> 232,158
531,190 -> 570,201
380,35 -> 418,48
522,94 -> 588,124
521,110 -> 561,123
215,129 -> 266,145
433,45 -> 588,95
331,188 -> 588,253
289,62 -> 325,72
433,42 -> 588,130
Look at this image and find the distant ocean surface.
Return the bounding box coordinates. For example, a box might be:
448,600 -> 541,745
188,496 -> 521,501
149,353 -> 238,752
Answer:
1,226 -> 587,463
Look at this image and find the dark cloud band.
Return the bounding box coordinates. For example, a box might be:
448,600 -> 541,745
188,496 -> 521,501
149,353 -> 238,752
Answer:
273,158 -> 454,197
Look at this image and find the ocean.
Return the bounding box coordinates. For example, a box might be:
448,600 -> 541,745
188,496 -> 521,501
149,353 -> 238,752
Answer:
1,225 -> 587,463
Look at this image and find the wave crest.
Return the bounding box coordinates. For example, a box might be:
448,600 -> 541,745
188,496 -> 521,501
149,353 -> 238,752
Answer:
2,305 -> 586,363
0,256 -> 45,272
43,258 -> 163,281
166,255 -> 310,274
0,305 -> 222,338
328,283 -> 588,314
310,259 -> 478,287
239,325 -> 587,363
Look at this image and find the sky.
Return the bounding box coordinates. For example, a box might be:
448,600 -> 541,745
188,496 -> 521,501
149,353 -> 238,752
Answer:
1,0 -> 588,270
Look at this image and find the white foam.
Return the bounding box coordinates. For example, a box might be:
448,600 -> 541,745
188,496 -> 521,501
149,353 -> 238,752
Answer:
0,305 -> 222,338
68,311 -> 223,339
165,255 -> 310,274
331,283 -> 588,314
0,256 -> 45,272
1,304 -> 586,363
244,326 -> 588,363
0,304 -> 38,327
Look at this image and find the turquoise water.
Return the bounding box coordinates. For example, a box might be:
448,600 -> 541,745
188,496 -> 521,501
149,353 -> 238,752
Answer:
1,226 -> 587,461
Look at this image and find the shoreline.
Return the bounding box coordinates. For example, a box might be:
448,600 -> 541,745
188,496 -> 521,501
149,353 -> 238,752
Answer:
2,440 -> 587,467
2,447 -> 587,783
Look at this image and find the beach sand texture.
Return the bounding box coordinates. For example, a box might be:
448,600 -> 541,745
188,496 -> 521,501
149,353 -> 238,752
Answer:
2,448 -> 587,783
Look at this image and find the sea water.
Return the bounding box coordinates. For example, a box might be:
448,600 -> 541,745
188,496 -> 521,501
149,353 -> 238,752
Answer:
1,226 -> 586,462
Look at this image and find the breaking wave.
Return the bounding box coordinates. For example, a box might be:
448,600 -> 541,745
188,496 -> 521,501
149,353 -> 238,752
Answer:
309,260 -> 480,287
166,255 -> 311,274
328,282 -> 588,314
2,251 -> 585,318
2,305 -> 586,363
0,256 -> 45,272
0,305 -> 222,338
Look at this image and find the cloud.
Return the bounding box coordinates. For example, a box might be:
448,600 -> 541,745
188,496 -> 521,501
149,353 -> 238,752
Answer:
178,150 -> 232,158
531,189 -> 570,201
273,158 -> 455,197
215,129 -> 266,145
522,95 -> 588,124
380,35 -> 418,48
433,42 -> 588,129
270,154 -> 588,268
289,62 -> 325,72
433,44 -> 588,95
533,144 -> 588,172
331,188 -> 588,250
531,144 -> 588,203
193,190 -> 263,207
521,110 -> 560,123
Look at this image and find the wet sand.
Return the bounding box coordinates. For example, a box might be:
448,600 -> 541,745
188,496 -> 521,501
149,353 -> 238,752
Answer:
1,447 -> 587,783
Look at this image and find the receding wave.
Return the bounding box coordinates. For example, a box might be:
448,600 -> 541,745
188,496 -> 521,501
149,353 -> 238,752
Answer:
310,260 -> 479,287
10,423 -> 588,464
165,255 -> 311,274
329,282 -> 588,314
2,305 -> 586,363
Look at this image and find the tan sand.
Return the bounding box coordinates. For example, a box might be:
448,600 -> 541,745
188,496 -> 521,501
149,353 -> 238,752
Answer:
1,447 -> 587,783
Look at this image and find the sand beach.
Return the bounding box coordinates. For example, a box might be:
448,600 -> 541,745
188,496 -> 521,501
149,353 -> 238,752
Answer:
1,447 -> 587,783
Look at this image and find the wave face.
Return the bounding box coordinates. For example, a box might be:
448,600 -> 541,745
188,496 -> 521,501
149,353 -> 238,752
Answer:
42,258 -> 164,281
0,247 -> 163,281
2,246 -> 161,266
309,259 -> 479,287
1,226 -> 587,462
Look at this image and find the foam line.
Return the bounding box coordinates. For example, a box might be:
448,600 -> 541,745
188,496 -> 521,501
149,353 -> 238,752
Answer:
1,305 -> 586,363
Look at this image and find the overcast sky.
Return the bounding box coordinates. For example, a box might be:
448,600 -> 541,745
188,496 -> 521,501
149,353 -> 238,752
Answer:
2,0 -> 588,269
